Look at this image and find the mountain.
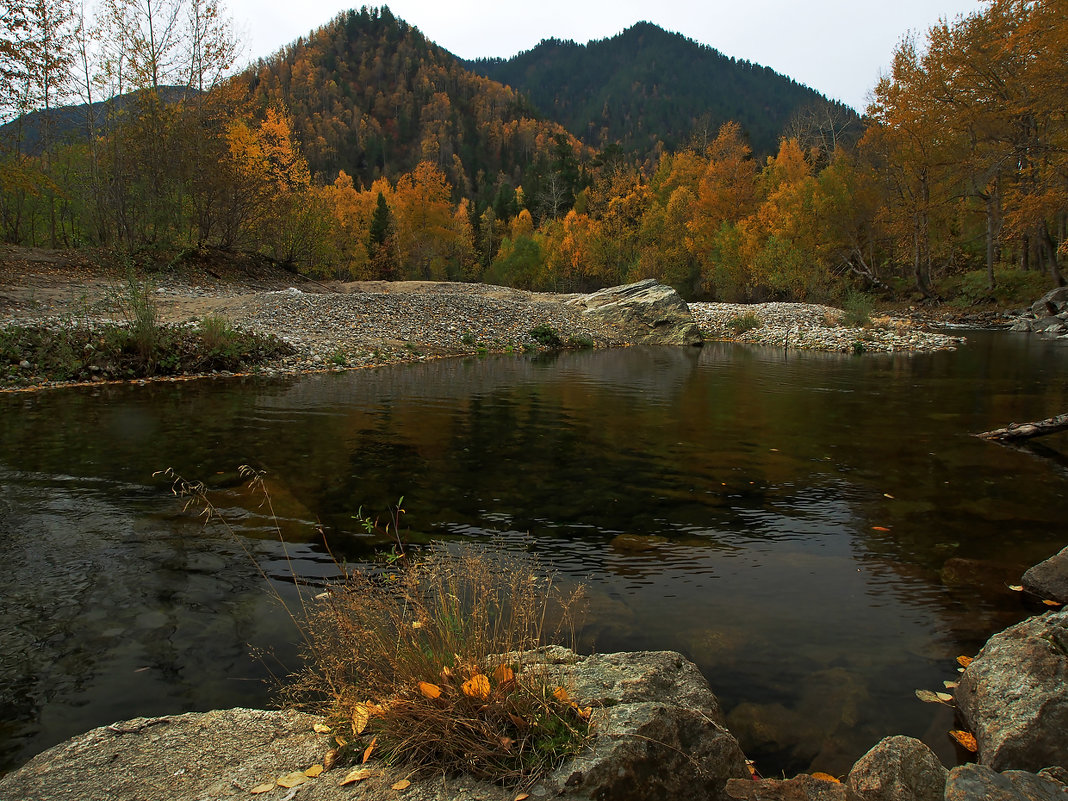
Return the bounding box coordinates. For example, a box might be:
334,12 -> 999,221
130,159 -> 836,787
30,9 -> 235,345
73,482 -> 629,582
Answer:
0,87 -> 194,157
466,22 -> 858,158
238,7 -> 582,208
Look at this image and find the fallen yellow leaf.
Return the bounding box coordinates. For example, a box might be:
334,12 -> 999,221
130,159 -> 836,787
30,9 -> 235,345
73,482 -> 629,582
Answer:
352,703 -> 370,735
943,681 -> 959,689
883,493 -> 894,499
339,767 -> 373,786
418,681 -> 442,699
515,794 -> 530,801
949,730 -> 978,752
313,722 -> 331,734
462,674 -> 491,700
277,771 -> 309,788
304,764 -> 324,778
1008,585 -> 1024,592
392,779 -> 412,790
935,692 -> 954,703
362,735 -> 378,764
576,706 -> 593,721
957,655 -> 974,668
872,526 -> 891,532
492,664 -> 515,685
323,748 -> 338,770
915,689 -> 946,704
553,686 -> 570,703
811,772 -> 840,783
250,783 -> 274,794
1042,599 -> 1063,607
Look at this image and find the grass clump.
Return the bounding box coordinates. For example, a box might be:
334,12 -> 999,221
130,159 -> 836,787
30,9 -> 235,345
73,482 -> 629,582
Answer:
727,312 -> 761,335
292,542 -> 590,784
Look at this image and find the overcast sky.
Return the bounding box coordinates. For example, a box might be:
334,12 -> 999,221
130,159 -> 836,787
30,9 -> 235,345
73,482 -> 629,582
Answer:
225,0 -> 983,112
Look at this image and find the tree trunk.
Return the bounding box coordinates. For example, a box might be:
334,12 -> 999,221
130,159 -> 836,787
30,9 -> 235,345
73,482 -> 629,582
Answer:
1040,221 -> 1065,287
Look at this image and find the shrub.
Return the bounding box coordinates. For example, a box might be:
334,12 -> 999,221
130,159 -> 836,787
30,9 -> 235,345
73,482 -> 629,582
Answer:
528,324 -> 562,348
841,290 -> 873,328
727,312 -> 761,335
198,314 -> 237,354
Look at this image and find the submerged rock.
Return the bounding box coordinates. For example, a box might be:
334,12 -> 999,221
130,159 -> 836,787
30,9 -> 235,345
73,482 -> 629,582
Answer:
956,608 -> 1068,772
726,773 -> 849,800
1022,546 -> 1068,605
567,279 -> 703,346
846,735 -> 947,801
0,649 -> 748,801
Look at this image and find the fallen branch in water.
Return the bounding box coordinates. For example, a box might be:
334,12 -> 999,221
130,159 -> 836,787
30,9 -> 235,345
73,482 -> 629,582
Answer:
975,413 -> 1068,441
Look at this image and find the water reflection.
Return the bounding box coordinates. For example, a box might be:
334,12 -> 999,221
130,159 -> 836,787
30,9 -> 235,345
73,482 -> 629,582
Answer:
1,333 -> 1066,776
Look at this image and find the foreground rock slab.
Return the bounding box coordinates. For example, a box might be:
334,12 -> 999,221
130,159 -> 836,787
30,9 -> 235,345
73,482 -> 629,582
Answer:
956,608 -> 1068,772
567,278 -> 703,345
0,649 -> 748,801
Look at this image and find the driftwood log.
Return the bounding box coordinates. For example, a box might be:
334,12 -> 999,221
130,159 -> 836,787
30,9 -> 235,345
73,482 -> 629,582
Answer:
976,413 -> 1068,441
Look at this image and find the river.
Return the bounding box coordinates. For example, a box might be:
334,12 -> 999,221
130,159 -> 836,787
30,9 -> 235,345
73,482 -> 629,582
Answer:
1,331 -> 1066,777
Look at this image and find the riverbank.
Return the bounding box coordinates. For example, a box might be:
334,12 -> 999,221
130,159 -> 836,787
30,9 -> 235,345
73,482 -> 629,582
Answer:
2,247 -> 972,392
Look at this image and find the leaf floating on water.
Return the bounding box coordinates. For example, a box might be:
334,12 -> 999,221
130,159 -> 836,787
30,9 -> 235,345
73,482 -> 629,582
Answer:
392,779 -> 412,791
418,681 -> 442,699
943,681 -> 959,689
915,689 -> 945,704
883,493 -> 894,499
957,655 -> 974,668
352,703 -> 370,735
339,767 -> 373,786
1008,585 -> 1024,592
277,771 -> 309,788
1042,599 -> 1063,607
304,764 -> 324,778
313,722 -> 331,734
362,735 -> 378,764
811,772 -> 841,783
462,674 -> 491,700
872,526 -> 891,532
949,730 -> 978,752
250,783 -> 275,794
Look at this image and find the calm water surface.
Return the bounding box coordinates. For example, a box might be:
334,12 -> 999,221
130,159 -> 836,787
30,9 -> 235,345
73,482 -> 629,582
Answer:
1,331 -> 1067,776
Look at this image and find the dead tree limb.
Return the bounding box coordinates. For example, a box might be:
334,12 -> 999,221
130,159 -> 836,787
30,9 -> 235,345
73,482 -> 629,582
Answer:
975,413 -> 1068,441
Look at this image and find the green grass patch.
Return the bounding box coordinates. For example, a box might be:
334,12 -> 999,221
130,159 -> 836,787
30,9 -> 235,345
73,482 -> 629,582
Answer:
727,312 -> 761,335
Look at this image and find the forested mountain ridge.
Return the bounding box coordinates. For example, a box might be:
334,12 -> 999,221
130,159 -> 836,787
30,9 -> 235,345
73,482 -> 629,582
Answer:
237,7 -> 584,209
466,22 -> 858,159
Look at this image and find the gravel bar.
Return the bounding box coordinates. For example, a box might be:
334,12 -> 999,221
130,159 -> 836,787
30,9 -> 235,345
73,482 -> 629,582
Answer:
692,301 -> 966,353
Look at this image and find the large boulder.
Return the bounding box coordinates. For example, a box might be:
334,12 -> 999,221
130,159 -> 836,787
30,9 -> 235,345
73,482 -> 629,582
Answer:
943,763 -> 1068,801
846,735 -> 947,801
0,649 -> 748,801
1022,546 -> 1068,604
567,279 -> 703,345
956,608 -> 1068,772
1030,287 -> 1068,317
